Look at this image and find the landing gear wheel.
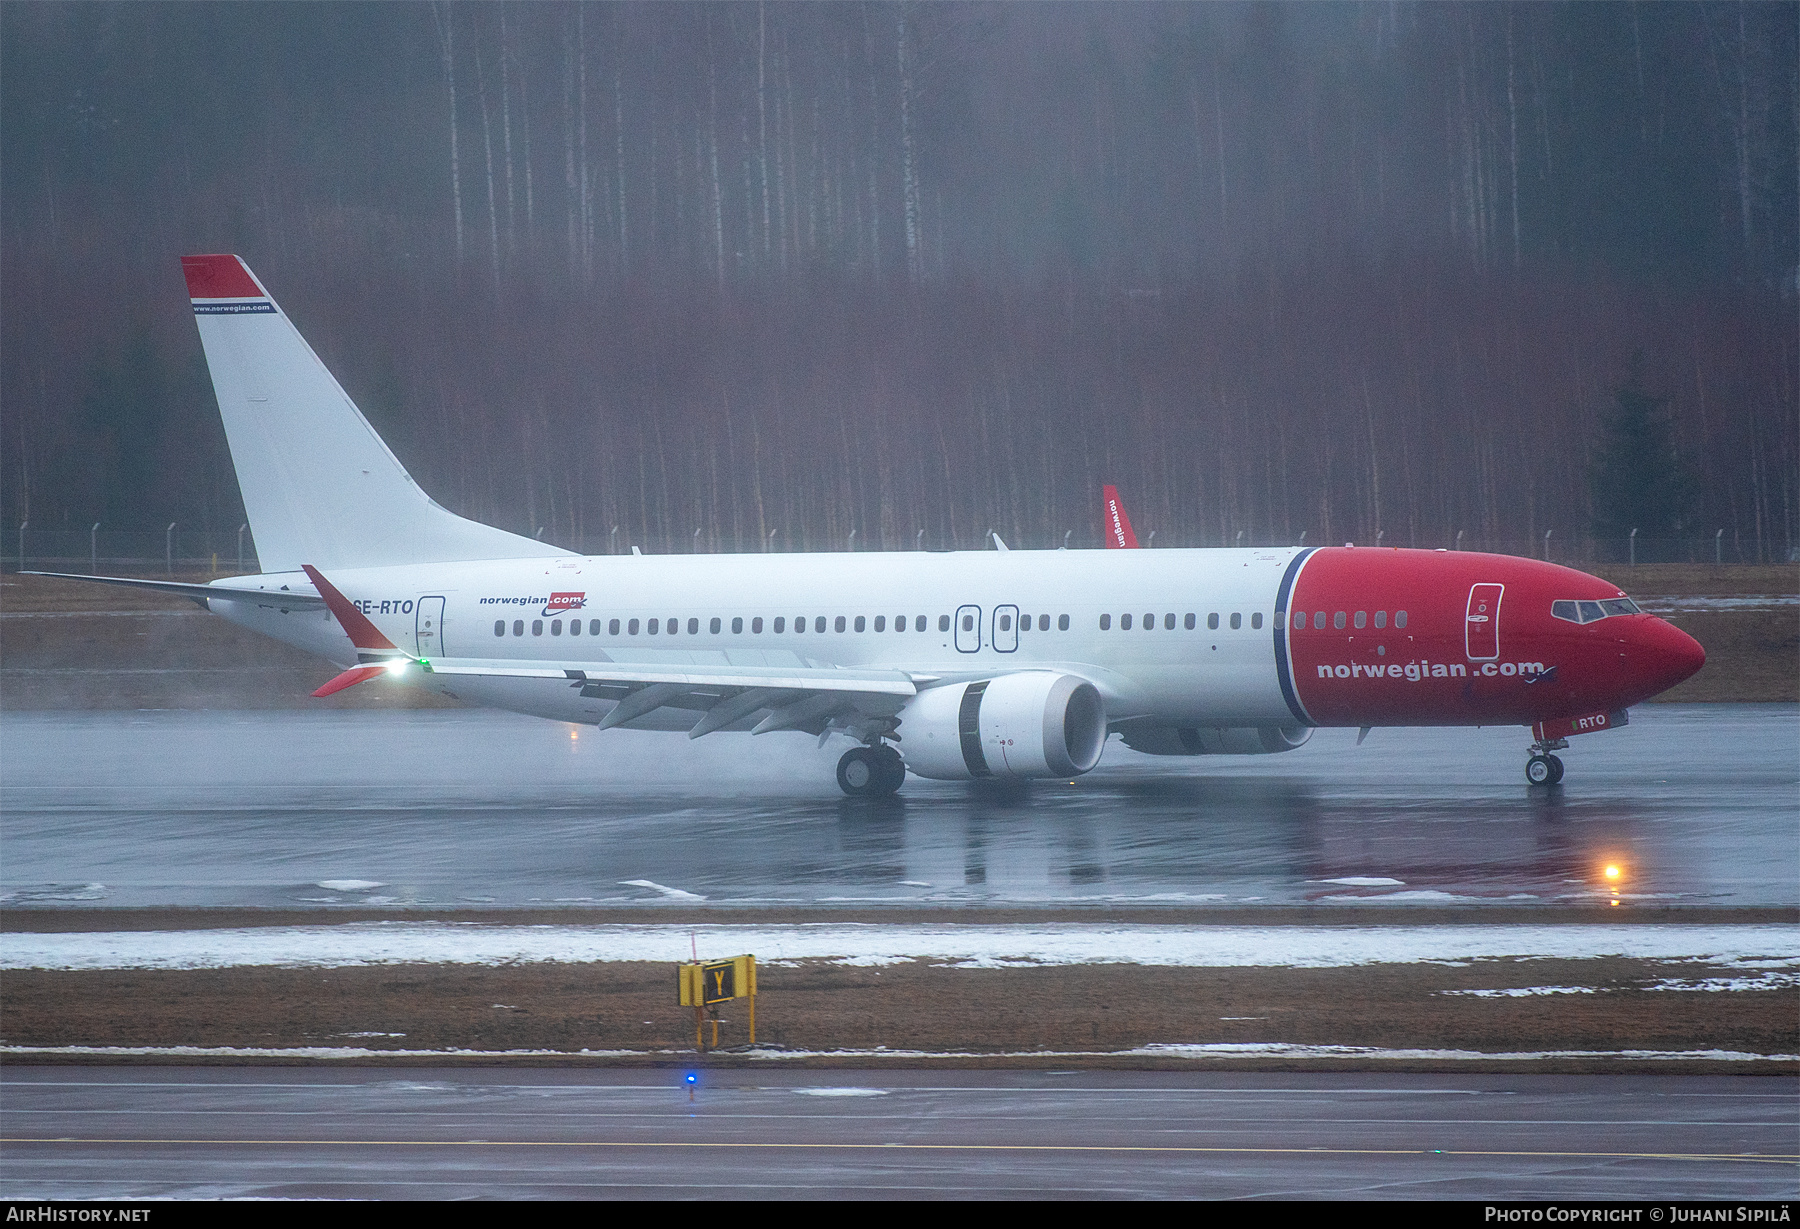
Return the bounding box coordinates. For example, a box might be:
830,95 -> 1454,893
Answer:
1526,754 -> 1558,786
871,743 -> 905,793
838,745 -> 904,797
1546,754 -> 1565,784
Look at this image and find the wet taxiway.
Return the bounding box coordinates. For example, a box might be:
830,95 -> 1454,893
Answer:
1,705 -> 1794,910
2,1068 -> 1794,1199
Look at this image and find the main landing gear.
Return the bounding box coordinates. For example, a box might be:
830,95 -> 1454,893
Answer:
1525,736 -> 1568,786
837,743 -> 905,797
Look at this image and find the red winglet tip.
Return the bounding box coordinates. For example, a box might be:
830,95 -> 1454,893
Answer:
312,665 -> 386,698
1102,484 -> 1140,548
182,253 -> 264,299
301,564 -> 399,653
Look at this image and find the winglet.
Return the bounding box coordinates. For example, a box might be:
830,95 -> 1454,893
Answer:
301,564 -> 398,653
1102,485 -> 1140,548
312,666 -> 389,699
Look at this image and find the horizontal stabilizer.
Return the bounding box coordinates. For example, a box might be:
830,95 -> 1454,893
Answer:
22,571 -> 325,609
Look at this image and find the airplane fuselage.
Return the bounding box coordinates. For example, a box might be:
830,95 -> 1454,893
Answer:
208,544 -> 1701,739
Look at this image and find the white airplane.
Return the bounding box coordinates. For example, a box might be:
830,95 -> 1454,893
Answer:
33,255 -> 1705,794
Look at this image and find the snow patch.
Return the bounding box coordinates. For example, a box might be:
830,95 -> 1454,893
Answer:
619,879 -> 707,902
4,922 -> 1796,972
316,880 -> 384,892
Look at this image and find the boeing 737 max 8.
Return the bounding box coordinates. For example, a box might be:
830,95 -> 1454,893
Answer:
32,255 -> 1706,794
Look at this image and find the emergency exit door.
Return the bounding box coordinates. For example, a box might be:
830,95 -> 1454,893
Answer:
954,605 -> 982,653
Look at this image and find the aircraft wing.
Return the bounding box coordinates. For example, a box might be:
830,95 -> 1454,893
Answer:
420,656 -> 923,738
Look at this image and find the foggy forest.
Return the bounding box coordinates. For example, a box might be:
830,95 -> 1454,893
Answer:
2,1 -> 1795,566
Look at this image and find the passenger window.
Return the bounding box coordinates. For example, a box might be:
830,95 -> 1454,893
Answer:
532,620 -> 544,636
1058,614 -> 1070,631
731,617 -> 742,634
749,617 -> 760,633
552,619 -> 563,636
794,616 -> 806,634
1272,612 -> 1282,630
854,616 -> 865,632
570,619 -> 581,636
962,613 -> 975,632
513,620 -> 524,636
1292,611 -> 1305,629
1164,613 -> 1175,630
1039,614 -> 1050,631
1184,613 -> 1196,630
1230,613 -> 1241,630
710,617 -> 721,634
1100,614 -> 1112,630
1552,601 -> 1580,623
627,618 -> 639,635
874,615 -> 887,632
815,616 -> 827,633
773,617 -> 785,633
1374,611 -> 1387,628
1121,613 -> 1133,630
1315,611 -> 1327,628
609,618 -> 620,636
1395,611 -> 1407,629
1334,611 -> 1346,630
835,615 -> 847,632
648,619 -> 659,635
1353,611 -> 1366,629
1208,613 -> 1219,630
1251,612 -> 1262,629
688,618 -> 700,635
999,614 -> 1012,631
494,620 -> 505,637
591,620 -> 601,635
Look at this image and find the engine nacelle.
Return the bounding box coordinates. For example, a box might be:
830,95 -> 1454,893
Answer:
897,672 -> 1108,781
1119,723 -> 1312,756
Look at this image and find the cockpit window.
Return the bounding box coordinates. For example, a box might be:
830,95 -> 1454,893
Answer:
1552,597 -> 1642,624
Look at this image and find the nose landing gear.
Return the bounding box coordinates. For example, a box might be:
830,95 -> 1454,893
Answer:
837,742 -> 906,796
1525,736 -> 1568,785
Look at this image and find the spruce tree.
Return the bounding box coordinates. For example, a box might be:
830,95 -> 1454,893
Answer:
1589,366 -> 1695,554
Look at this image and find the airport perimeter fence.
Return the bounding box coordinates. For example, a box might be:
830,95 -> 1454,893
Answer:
9,523 -> 1793,575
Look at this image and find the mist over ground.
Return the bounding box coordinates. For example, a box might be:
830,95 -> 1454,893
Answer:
3,2 -> 1794,561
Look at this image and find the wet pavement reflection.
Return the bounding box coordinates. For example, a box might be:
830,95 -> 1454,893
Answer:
1,705 -> 1793,909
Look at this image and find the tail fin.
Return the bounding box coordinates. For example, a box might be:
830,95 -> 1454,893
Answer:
1102,484 -> 1140,548
182,254 -> 569,573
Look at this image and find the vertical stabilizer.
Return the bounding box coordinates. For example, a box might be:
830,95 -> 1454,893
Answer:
183,254 -> 570,572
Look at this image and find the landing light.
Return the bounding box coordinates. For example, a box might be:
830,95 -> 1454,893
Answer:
385,659 -> 407,676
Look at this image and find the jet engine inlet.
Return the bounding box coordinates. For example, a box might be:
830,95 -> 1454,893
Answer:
897,672 -> 1108,780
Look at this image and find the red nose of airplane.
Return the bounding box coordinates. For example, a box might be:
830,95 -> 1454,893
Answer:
1620,616 -> 1706,702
